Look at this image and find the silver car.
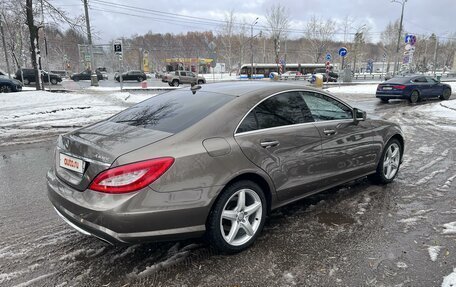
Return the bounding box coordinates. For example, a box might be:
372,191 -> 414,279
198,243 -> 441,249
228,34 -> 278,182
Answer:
47,82 -> 404,253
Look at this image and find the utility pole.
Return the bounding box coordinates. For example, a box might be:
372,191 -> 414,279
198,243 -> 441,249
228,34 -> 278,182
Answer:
392,0 -> 407,77
433,35 -> 438,76
83,0 -> 98,86
250,17 -> 258,80
0,17 -> 11,79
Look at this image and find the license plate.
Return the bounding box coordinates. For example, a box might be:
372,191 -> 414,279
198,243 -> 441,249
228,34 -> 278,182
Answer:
59,153 -> 84,173
383,87 -> 392,90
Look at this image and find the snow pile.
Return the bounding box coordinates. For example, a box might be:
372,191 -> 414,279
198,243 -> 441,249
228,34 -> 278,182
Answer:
442,268 -> 456,287
428,246 -> 442,262
414,99 -> 456,121
442,222 -> 456,235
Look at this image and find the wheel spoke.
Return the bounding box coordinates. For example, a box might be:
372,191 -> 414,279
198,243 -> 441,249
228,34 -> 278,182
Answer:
386,164 -> 392,178
222,210 -> 237,221
240,221 -> 254,236
391,147 -> 399,159
237,190 -> 246,211
226,221 -> 240,243
244,202 -> 261,216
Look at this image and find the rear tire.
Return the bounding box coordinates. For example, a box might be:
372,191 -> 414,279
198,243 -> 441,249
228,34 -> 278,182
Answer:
50,78 -> 58,85
23,78 -> 30,85
73,77 -> 79,82
0,85 -> 12,93
368,138 -> 402,184
409,90 -> 419,103
137,76 -> 144,82
172,80 -> 179,87
380,98 -> 389,103
207,180 -> 266,254
440,88 -> 451,100
197,80 -> 204,85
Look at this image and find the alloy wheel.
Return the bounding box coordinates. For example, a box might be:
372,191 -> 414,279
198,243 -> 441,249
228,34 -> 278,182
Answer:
383,143 -> 400,180
220,188 -> 263,246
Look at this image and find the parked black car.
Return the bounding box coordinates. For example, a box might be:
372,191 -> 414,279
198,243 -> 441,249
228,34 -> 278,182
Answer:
0,75 -> 23,92
115,70 -> 147,82
14,69 -> 62,85
70,70 -> 103,81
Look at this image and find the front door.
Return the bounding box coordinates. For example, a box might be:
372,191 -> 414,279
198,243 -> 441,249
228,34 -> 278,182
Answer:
301,91 -> 376,187
235,91 -> 322,201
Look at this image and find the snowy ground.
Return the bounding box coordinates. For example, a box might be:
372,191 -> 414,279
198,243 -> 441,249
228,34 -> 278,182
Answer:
0,90 -> 157,146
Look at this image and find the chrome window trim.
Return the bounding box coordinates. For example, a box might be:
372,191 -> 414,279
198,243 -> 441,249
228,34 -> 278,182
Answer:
234,89 -> 354,136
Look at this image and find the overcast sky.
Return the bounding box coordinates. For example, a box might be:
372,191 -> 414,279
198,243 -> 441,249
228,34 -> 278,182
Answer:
54,0 -> 456,43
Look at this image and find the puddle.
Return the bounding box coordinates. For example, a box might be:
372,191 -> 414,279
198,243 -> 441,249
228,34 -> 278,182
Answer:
317,212 -> 356,225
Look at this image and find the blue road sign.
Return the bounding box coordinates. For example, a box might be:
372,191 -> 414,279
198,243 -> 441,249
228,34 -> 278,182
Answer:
338,47 -> 348,57
325,53 -> 332,61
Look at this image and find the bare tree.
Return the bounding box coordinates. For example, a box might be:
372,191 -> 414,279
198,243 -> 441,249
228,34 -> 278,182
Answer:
380,20 -> 400,72
304,15 -> 337,63
265,4 -> 289,66
219,10 -> 236,73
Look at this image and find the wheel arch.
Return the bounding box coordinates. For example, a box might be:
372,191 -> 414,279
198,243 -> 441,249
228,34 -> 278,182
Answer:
208,172 -> 274,219
387,133 -> 405,162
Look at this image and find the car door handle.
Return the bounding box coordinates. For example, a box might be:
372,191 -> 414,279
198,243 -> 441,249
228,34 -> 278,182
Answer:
323,129 -> 337,136
260,140 -> 280,148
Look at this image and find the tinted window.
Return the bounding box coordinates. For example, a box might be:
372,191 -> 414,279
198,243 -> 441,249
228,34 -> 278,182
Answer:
110,90 -> 234,133
413,77 -> 427,83
237,92 -> 313,133
385,77 -> 414,84
302,92 -> 352,121
426,77 -> 438,84
180,72 -> 187,76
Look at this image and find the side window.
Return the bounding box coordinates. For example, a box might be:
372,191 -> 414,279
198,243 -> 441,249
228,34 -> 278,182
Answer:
237,92 -> 313,133
180,72 -> 187,76
426,77 -> 438,84
413,77 -> 427,83
302,92 -> 352,121
187,72 -> 195,77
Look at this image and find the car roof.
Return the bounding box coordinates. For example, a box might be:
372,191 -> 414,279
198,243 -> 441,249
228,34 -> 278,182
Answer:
193,81 -> 326,98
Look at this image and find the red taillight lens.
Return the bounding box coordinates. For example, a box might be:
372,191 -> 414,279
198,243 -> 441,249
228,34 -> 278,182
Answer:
89,157 -> 174,194
393,85 -> 406,90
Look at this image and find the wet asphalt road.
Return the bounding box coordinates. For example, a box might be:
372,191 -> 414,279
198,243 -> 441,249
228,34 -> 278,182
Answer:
1,92 -> 456,287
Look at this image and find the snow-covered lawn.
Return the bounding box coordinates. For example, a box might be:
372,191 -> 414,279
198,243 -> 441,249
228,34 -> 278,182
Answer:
0,90 -> 156,145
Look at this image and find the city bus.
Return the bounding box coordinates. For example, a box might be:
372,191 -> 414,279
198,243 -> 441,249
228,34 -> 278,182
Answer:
238,63 -> 330,78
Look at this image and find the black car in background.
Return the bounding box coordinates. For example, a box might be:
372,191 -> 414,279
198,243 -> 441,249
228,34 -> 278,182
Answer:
14,69 -> 62,85
115,70 -> 147,82
0,75 -> 23,92
70,70 -> 103,81
376,75 -> 452,103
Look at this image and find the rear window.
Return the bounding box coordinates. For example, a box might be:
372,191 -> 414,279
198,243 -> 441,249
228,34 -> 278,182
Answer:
109,90 -> 234,133
385,77 -> 413,84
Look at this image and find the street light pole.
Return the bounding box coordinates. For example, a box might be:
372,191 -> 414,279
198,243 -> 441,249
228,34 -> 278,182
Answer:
250,17 -> 258,80
83,0 -> 98,86
392,0 -> 407,77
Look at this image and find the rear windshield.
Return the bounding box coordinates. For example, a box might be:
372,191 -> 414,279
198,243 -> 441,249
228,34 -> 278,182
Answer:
385,77 -> 413,84
109,90 -> 234,133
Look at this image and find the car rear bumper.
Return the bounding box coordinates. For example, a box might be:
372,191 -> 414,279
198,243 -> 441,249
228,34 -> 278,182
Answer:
47,168 -> 212,244
376,91 -> 407,99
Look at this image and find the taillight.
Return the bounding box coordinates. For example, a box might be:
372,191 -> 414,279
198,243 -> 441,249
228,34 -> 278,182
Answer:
89,157 -> 174,194
393,85 -> 406,90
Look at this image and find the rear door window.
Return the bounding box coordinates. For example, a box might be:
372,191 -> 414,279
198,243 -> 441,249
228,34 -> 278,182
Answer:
237,91 -> 313,133
110,90 -> 234,133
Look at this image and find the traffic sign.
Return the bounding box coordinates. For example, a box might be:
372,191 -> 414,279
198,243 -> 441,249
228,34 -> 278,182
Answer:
338,47 -> 348,57
114,40 -> 123,55
325,53 -> 332,61
405,34 -> 417,45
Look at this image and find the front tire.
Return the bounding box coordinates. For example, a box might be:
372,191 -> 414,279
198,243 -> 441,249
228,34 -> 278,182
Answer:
207,180 -> 266,254
409,90 -> 419,103
137,76 -> 144,82
197,80 -> 204,85
440,88 -> 451,100
23,78 -> 30,85
50,78 -> 58,85
172,80 -> 179,87
380,98 -> 389,103
368,138 -> 402,184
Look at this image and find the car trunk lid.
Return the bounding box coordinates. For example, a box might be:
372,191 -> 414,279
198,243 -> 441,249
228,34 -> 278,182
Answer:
55,120 -> 173,191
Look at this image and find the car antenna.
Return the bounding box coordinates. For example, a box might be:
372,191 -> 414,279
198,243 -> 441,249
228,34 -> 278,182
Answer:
190,84 -> 201,94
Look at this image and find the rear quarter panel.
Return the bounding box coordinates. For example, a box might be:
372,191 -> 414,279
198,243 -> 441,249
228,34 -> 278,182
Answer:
370,119 -> 405,165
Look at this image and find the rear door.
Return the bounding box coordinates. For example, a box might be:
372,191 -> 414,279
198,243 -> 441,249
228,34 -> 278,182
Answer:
301,91 -> 377,187
235,91 -> 322,201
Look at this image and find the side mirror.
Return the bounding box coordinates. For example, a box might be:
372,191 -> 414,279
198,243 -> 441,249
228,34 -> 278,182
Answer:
353,108 -> 366,123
